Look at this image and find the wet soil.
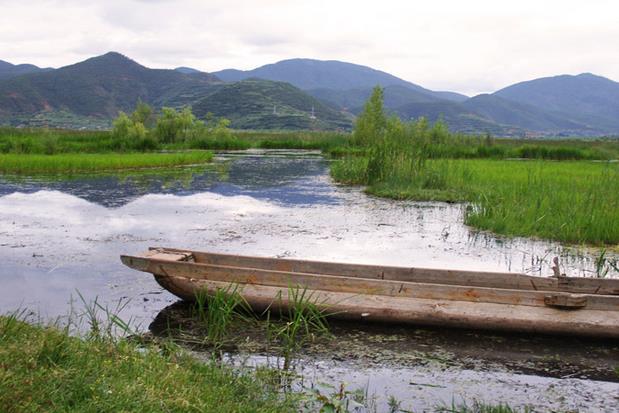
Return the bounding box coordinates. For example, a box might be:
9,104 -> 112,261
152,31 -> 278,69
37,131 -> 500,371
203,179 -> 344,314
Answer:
150,301 -> 619,383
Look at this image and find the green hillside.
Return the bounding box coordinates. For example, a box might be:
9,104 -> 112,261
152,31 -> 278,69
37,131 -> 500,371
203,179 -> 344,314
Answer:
0,60 -> 51,80
0,52 -> 220,122
192,79 -> 352,130
2,52 -> 619,135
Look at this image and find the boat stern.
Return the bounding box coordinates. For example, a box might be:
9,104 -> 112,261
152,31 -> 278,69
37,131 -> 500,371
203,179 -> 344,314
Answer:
120,247 -> 194,273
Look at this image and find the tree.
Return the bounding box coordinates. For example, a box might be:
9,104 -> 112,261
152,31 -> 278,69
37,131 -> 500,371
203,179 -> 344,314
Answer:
112,112 -> 132,139
353,85 -> 387,146
111,110 -> 151,150
131,99 -> 153,126
155,107 -> 181,143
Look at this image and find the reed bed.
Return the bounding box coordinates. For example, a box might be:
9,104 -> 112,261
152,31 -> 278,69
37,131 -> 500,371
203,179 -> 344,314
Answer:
333,157 -> 619,245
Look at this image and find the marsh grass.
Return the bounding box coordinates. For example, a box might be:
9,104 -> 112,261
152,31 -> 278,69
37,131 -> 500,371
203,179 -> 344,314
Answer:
593,248 -> 619,278
75,291 -> 136,340
333,154 -> 619,245
463,160 -> 619,245
0,127 -> 351,154
0,151 -> 213,174
437,400 -> 531,413
265,286 -> 332,371
193,284 -> 253,347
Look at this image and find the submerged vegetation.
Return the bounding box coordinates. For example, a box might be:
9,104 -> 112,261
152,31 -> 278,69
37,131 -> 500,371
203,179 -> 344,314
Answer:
330,86 -> 619,245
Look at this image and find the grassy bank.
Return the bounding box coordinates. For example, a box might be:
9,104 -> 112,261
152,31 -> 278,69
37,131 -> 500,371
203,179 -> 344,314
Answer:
0,151 -> 213,174
332,157 -> 619,245
0,315 -> 296,412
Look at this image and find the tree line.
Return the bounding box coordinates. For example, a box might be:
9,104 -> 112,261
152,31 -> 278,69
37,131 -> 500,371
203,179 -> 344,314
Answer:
112,102 -> 233,150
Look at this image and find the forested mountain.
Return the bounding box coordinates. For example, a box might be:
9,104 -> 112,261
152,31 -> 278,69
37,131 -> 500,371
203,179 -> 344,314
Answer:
213,58 -> 468,102
0,52 -> 220,119
1,52 -> 618,135
0,60 -> 51,80
494,73 -> 619,132
192,79 -> 351,130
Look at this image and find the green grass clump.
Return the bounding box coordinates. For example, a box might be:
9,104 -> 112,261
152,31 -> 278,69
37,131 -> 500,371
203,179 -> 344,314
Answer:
438,400 -> 530,413
266,286 -> 332,371
0,314 -> 296,412
0,151 -> 213,174
194,285 -> 252,347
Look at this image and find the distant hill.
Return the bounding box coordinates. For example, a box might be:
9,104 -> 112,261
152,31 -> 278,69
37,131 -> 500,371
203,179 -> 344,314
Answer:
494,73 -> 619,132
192,79 -> 351,130
174,66 -> 202,74
309,84 -> 441,114
2,52 -> 619,135
213,58 -> 468,102
0,52 -> 220,122
213,58 -> 619,135
461,94 -> 597,134
0,60 -> 52,80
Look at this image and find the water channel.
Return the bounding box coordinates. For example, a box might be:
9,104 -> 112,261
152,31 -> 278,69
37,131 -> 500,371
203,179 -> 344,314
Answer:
1,150 -> 618,412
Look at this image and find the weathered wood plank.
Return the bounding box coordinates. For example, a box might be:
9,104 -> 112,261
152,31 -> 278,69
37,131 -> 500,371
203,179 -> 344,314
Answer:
141,247 -> 619,295
121,255 -> 619,311
153,275 -> 619,339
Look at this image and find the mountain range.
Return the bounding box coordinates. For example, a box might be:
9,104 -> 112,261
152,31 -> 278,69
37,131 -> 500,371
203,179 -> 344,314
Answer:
1,52 -> 618,136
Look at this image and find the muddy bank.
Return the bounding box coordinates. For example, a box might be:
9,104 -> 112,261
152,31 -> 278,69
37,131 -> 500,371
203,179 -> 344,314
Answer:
148,301 -> 619,412
150,301 -> 619,383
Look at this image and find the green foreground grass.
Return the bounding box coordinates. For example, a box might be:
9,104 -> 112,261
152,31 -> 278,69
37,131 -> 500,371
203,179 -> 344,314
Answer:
332,158 -> 619,245
0,316 -> 296,413
0,314 -> 536,413
0,151 -> 213,174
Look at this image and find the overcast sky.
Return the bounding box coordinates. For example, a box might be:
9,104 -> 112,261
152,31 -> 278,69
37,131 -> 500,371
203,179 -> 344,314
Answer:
1,0 -> 618,96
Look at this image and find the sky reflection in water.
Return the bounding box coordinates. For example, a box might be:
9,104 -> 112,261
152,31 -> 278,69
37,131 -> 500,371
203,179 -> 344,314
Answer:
1,150 -> 618,412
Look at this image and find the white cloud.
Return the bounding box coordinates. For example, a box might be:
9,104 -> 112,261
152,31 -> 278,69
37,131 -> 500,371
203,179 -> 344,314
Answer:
1,0 -> 618,95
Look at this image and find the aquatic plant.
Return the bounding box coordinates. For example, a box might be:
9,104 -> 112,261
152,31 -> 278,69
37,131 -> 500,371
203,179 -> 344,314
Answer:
266,286 -> 332,371
75,291 -> 136,341
333,154 -> 619,245
593,248 -> 619,278
437,400 -> 531,413
194,284 -> 252,347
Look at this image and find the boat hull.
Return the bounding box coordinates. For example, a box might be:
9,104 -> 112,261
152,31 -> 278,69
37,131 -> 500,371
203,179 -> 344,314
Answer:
121,248 -> 619,339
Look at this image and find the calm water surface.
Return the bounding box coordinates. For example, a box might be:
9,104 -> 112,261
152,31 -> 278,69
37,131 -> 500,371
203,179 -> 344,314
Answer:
1,150 -> 617,411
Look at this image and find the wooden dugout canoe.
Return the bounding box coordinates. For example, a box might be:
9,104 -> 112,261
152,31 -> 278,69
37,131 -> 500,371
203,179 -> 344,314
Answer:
121,247 -> 619,338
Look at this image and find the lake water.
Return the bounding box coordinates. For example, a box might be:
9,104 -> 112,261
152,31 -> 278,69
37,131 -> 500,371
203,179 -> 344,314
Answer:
1,150 -> 618,411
